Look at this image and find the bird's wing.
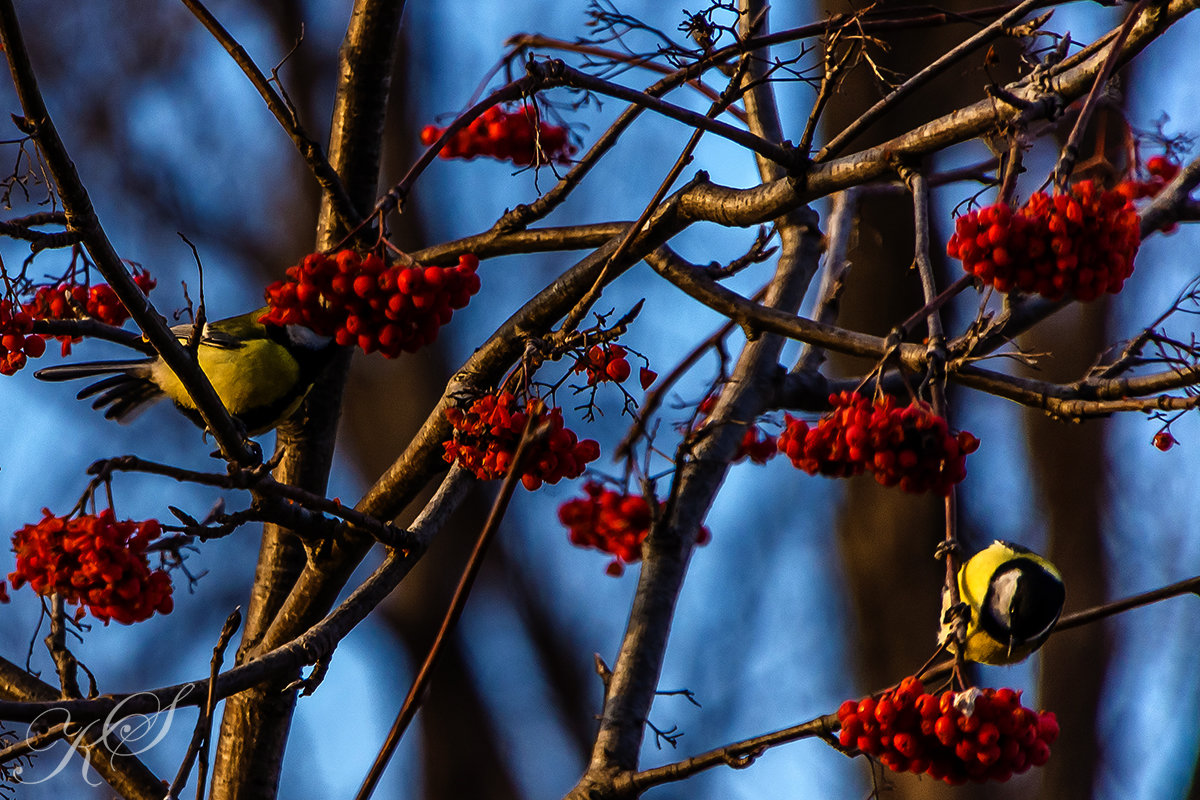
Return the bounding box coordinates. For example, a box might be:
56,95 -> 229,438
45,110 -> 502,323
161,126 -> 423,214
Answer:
169,310 -> 269,350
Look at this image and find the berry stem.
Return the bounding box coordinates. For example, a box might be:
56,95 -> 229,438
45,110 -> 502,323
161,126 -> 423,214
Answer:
905,166 -> 969,670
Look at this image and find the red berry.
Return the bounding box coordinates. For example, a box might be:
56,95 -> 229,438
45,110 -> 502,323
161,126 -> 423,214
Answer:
948,183 -> 1139,302
977,722 -> 1000,747
605,357 -> 631,383
875,698 -> 898,726
1037,712 -> 1059,744
1153,431 -> 1177,451
262,250 -> 481,356
935,715 -> 958,746
444,392 -> 599,497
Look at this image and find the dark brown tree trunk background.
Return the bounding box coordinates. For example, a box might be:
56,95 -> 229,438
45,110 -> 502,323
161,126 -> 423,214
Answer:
817,8 -> 1107,800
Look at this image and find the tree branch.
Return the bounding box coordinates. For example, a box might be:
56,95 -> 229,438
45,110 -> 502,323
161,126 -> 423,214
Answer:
179,0 -> 359,231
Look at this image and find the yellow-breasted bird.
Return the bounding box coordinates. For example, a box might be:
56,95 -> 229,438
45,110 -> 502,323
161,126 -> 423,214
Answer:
956,540 -> 1065,666
34,309 -> 335,436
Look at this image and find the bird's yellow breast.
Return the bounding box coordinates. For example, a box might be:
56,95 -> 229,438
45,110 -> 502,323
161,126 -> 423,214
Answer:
149,338 -> 299,417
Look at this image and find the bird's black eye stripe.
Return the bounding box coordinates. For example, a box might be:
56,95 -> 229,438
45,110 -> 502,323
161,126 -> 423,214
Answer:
981,558 -> 1065,645
1010,562 -> 1065,640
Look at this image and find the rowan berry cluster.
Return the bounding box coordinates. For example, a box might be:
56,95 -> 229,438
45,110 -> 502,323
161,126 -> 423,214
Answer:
557,481 -> 711,576
261,250 -> 481,357
420,104 -> 575,166
1117,155 -> 1182,233
13,271 -> 157,357
443,391 -> 600,490
558,481 -> 652,576
573,343 -> 632,385
1118,155 -> 1182,201
946,180 -> 1140,302
777,392 -> 978,495
0,299 -> 44,375
28,272 -> 156,327
9,509 -> 174,625
696,394 -> 778,464
836,677 -> 1059,784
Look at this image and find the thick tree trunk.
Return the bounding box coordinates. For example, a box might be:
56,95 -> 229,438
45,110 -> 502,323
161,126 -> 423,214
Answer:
209,1 -> 406,796
1022,304 -> 1110,800
821,4 -> 1021,799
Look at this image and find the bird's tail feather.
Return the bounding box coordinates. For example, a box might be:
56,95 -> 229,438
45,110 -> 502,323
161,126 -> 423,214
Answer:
35,360 -> 163,423
34,359 -> 155,382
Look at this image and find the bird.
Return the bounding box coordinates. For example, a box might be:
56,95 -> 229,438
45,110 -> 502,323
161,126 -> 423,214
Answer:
955,540 -> 1066,666
34,309 -> 335,436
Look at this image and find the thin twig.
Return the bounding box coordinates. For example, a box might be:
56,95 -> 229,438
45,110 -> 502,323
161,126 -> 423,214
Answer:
179,0 -> 359,231
614,286 -> 768,461
0,470 -> 474,728
88,455 -> 413,548
30,318 -> 155,353
166,607 -> 242,800
620,713 -> 839,792
555,56 -> 756,341
1051,0 -> 1148,189
904,166 -> 968,679
506,33 -> 749,122
0,721 -> 69,762
817,0 -> 1052,160
919,574 -> 1200,687
372,57 -> 794,233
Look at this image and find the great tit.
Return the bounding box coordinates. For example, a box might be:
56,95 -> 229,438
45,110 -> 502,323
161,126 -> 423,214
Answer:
956,540 -> 1065,666
34,309 -> 334,436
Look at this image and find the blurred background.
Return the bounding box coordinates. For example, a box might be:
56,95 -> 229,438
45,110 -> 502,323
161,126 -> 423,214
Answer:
0,1 -> 1197,798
